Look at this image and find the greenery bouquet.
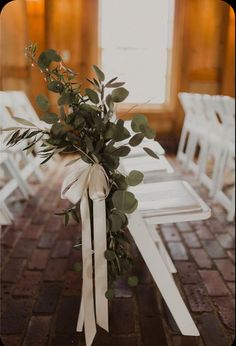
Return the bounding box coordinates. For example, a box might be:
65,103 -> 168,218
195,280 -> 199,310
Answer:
3,43 -> 159,344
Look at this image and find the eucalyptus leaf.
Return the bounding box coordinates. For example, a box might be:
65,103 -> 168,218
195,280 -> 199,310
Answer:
38,49 -> 61,70
110,213 -> 123,232
112,87 -> 129,103
47,81 -> 64,93
74,262 -> 83,272
125,170 -> 144,186
112,190 -> 137,213
112,146 -> 130,157
128,276 -> 139,287
42,112 -> 58,124
85,88 -> 99,104
143,147 -> 159,159
105,289 -> 115,300
36,94 -> 50,111
93,65 -> 105,82
58,92 -> 73,106
104,250 -> 116,261
140,124 -> 156,139
106,82 -> 125,88
129,133 -> 144,146
131,114 -> 148,132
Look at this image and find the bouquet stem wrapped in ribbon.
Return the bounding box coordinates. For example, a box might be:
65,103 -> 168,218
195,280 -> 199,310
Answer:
3,43 -> 159,345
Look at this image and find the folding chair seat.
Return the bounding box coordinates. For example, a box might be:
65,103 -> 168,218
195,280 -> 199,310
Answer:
120,155 -> 174,177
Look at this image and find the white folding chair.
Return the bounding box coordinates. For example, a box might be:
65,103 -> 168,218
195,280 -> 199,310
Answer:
0,92 -> 44,182
0,152 -> 32,225
128,180 -> 211,336
7,90 -> 58,167
177,93 -> 207,173
120,155 -> 174,176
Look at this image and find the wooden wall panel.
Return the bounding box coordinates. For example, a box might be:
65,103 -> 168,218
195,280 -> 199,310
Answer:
0,0 -> 29,92
26,0 -> 46,106
175,0 -> 234,142
221,6 -> 235,97
0,0 -> 234,151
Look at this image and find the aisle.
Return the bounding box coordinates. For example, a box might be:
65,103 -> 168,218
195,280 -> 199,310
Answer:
0,157 -> 235,346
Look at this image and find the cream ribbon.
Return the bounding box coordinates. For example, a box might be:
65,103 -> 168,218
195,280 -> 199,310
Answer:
61,160 -> 110,346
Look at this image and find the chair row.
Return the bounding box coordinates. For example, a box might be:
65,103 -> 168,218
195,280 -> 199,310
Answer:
0,91 -> 48,226
177,92 -> 235,221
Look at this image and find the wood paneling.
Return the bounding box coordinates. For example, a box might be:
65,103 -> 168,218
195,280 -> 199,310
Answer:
0,0 -> 28,91
174,0 -> 234,142
0,0 -> 234,151
26,0 -> 46,105
221,6 -> 235,97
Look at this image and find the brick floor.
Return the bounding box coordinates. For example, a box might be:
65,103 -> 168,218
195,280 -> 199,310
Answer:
0,157 -> 235,345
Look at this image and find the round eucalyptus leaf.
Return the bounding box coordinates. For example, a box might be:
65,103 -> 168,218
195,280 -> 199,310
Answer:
93,65 -> 105,82
125,170 -> 144,186
105,289 -> 115,300
128,276 -> 139,287
74,262 -> 83,272
140,125 -> 156,139
111,87 -> 129,103
42,112 -> 58,124
85,88 -> 99,104
36,94 -> 50,111
124,199 -> 138,214
104,250 -> 116,261
112,190 -> 137,213
110,213 -> 123,232
58,92 -> 73,106
47,81 -> 64,93
131,114 -> 148,132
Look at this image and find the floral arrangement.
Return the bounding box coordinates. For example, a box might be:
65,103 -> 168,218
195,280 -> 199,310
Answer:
4,43 -> 159,343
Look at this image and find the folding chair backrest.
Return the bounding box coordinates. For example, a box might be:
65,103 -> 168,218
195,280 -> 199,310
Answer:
7,91 -> 39,122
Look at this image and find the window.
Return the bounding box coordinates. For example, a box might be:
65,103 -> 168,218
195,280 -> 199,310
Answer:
99,0 -> 175,105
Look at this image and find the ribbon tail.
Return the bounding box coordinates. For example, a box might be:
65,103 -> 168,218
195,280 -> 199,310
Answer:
93,199 -> 109,331
80,192 -> 97,346
76,293 -> 84,332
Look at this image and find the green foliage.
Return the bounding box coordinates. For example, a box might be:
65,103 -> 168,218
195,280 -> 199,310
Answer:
112,190 -> 138,214
143,147 -> 159,159
111,87 -> 129,102
125,170 -> 144,186
6,43 -> 159,294
128,276 -> 139,287
36,94 -> 50,111
42,112 -> 58,124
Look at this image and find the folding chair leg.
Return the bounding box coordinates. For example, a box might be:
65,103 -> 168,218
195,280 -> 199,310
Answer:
0,200 -> 13,225
5,155 -> 31,199
227,185 -> 235,222
128,213 -> 199,336
177,126 -> 188,162
148,225 -> 177,274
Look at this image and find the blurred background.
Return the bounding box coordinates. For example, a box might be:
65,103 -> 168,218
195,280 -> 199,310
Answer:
0,0 -> 235,151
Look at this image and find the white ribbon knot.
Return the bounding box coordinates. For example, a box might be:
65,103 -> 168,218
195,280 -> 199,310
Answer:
61,160 -> 110,346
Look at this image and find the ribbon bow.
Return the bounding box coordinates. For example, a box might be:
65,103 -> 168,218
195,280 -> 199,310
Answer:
61,160 -> 110,346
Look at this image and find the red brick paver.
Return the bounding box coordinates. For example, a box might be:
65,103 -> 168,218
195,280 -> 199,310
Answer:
0,157 -> 235,345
